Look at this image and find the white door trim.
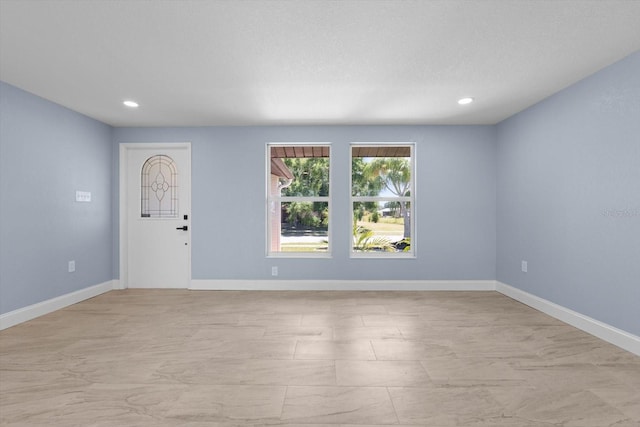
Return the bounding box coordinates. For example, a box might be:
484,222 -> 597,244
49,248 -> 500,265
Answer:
119,142 -> 192,289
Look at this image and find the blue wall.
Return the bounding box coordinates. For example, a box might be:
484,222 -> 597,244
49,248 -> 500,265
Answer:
0,82 -> 113,314
112,125 -> 497,281
496,51 -> 640,336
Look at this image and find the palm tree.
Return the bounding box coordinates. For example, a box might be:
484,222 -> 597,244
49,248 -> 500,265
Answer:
352,220 -> 394,252
364,158 -> 411,238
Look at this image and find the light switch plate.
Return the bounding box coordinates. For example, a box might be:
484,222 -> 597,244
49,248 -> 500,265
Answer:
76,191 -> 91,202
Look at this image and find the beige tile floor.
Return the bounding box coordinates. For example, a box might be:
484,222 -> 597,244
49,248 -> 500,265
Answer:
1,290 -> 638,426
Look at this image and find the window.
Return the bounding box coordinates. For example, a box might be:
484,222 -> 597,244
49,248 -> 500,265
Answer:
141,154 -> 178,218
267,144 -> 331,256
351,144 -> 414,257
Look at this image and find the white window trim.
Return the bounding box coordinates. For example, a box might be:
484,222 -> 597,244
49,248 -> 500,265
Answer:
266,142 -> 332,258
350,142 -> 416,258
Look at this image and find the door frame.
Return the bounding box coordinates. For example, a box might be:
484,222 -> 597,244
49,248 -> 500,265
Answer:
118,142 -> 192,289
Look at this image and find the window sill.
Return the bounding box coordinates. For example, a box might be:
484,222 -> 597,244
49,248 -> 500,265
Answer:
350,252 -> 416,259
267,252 -> 332,259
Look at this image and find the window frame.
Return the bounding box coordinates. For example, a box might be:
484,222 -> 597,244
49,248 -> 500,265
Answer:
266,142 -> 332,258
350,142 -> 416,258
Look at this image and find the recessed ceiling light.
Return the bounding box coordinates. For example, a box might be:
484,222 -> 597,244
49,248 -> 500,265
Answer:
458,97 -> 474,105
123,100 -> 139,108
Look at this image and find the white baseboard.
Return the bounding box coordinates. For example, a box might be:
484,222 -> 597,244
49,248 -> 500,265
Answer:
190,279 -> 496,291
496,281 -> 640,356
0,280 -> 116,330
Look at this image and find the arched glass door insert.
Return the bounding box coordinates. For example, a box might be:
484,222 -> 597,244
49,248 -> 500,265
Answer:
141,154 -> 178,218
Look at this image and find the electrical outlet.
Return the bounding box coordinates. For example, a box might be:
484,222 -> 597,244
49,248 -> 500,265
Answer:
271,266 -> 278,276
68,260 -> 76,273
521,260 -> 528,273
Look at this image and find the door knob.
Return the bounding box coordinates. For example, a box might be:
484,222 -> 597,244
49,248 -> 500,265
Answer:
176,225 -> 188,231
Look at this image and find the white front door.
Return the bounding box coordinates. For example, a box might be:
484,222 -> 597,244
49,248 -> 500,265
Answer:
121,143 -> 191,288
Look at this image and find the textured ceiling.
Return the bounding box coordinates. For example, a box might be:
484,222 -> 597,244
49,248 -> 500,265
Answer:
1,0 -> 639,127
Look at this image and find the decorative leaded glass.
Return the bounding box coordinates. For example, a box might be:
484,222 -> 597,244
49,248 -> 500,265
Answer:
141,155 -> 178,218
